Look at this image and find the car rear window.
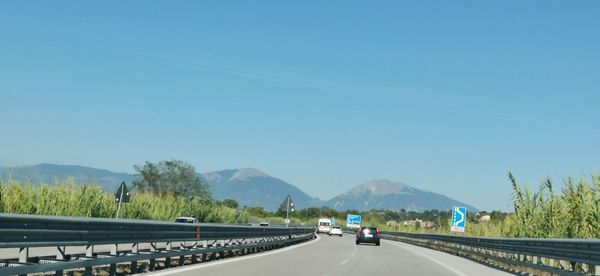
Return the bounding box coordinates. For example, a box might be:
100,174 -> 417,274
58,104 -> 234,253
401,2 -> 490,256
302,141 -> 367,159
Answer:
319,222 -> 330,226
361,227 -> 377,232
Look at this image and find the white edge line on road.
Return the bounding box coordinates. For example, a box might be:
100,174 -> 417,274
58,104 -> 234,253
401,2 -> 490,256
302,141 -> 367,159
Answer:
385,240 -> 469,276
141,234 -> 321,276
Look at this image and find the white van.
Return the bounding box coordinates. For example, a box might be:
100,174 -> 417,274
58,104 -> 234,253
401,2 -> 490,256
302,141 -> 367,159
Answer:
317,218 -> 332,234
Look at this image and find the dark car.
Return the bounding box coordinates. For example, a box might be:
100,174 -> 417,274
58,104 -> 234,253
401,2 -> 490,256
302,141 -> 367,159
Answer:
355,227 -> 380,246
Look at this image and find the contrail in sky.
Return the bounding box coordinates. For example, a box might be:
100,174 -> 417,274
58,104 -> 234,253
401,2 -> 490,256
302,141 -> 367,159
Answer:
157,56 -> 599,138
159,57 -> 362,96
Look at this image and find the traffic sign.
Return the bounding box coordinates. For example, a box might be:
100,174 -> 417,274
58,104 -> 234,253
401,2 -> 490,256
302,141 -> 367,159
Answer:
115,182 -> 130,203
450,207 -> 467,232
331,217 -> 336,226
114,182 -> 130,219
346,214 -> 361,229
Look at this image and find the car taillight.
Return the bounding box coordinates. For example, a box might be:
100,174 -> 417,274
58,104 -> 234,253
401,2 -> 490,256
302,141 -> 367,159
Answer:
377,230 -> 380,237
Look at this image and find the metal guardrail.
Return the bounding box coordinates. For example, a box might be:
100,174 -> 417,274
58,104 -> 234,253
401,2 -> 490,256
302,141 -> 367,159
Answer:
344,227 -> 600,275
0,213 -> 315,276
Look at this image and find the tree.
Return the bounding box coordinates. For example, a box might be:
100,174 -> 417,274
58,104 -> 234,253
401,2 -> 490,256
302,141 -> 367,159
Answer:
222,198 -> 239,209
133,160 -> 211,199
245,206 -> 271,218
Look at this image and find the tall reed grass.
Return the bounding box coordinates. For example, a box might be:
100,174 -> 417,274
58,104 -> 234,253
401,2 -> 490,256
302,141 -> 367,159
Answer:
0,179 -> 243,223
506,172 -> 600,238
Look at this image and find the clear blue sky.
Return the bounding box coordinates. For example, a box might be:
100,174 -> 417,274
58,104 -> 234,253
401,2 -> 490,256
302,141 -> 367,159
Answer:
1,1 -> 599,211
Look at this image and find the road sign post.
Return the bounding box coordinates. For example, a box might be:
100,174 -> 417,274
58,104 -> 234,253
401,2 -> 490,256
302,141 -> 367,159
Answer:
115,182 -> 130,219
279,195 -> 294,227
450,207 -> 467,232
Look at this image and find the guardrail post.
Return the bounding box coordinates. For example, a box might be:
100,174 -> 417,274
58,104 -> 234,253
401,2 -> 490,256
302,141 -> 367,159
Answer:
19,247 -> 28,263
130,243 -> 139,274
149,243 -> 157,271
191,241 -> 198,264
109,244 -> 118,276
178,242 -> 186,266
84,245 -> 94,276
217,240 -> 225,259
55,246 -> 66,276
165,242 -> 172,268
18,247 -> 29,276
201,241 -> 208,262
228,240 -> 234,257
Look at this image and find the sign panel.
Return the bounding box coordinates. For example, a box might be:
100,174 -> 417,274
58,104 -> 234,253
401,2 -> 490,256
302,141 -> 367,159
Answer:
115,182 -> 130,203
346,214 -> 361,228
331,217 -> 336,226
279,195 -> 295,213
450,207 -> 467,232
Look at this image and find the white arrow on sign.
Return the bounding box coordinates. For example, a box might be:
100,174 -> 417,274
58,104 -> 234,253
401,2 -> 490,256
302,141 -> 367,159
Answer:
453,207 -> 465,227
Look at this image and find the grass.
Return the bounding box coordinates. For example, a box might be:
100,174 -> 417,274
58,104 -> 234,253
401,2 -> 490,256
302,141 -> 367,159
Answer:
506,173 -> 600,238
0,179 -> 242,223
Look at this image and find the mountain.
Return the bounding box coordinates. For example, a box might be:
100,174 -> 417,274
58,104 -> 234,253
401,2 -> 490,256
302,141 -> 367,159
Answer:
0,164 -> 323,211
0,164 -> 478,212
0,163 -> 135,191
203,168 -> 324,211
326,179 -> 478,212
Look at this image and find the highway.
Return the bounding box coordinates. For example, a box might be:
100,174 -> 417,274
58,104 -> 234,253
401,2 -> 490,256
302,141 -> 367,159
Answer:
146,234 -> 513,276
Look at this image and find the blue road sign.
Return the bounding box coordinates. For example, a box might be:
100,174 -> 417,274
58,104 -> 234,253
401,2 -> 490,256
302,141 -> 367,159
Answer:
331,217 -> 336,226
451,207 -> 467,232
346,214 -> 361,228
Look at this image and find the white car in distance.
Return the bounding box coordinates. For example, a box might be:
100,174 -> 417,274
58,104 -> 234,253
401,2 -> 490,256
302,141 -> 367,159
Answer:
174,217 -> 198,223
328,226 -> 343,237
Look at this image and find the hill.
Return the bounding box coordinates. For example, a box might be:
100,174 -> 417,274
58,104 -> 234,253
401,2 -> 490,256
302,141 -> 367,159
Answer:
203,168 -> 324,211
0,163 -> 134,191
1,164 -> 478,212
326,179 -> 478,212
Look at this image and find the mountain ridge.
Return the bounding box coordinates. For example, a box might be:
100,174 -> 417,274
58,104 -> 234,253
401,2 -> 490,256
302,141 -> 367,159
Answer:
203,168 -> 324,211
326,179 -> 478,212
0,164 -> 478,211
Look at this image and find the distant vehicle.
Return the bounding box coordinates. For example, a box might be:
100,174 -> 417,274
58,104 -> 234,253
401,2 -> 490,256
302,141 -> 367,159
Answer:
317,218 -> 332,234
356,227 -> 380,246
328,226 -> 343,237
259,222 -> 270,227
174,217 -> 198,223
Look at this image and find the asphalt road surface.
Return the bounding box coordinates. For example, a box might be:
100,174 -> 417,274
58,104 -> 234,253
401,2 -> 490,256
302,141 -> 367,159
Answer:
145,234 -> 513,276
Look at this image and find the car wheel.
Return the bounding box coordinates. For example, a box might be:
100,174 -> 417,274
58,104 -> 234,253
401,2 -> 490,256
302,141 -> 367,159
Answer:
356,241 -> 359,245
376,242 -> 380,246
